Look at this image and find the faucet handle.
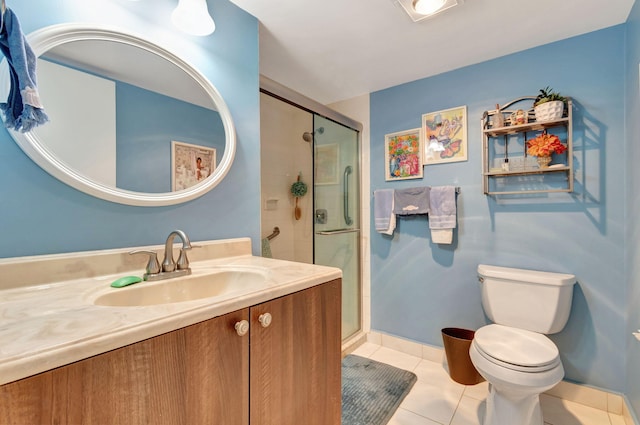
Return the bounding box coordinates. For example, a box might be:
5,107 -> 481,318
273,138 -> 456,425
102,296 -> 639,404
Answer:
177,244 -> 204,270
129,250 -> 161,276
176,248 -> 190,270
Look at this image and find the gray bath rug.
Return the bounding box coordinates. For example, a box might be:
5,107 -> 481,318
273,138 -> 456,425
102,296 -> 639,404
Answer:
342,354 -> 417,425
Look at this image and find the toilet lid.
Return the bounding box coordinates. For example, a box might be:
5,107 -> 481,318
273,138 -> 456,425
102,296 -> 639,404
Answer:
474,324 -> 560,372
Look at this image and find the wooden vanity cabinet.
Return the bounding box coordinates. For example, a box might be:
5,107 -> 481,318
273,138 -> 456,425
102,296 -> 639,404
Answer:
0,278 -> 341,425
0,308 -> 250,425
250,278 -> 342,425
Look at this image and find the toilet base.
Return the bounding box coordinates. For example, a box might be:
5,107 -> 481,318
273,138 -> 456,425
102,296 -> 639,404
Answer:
483,383 -> 544,425
469,333 -> 564,425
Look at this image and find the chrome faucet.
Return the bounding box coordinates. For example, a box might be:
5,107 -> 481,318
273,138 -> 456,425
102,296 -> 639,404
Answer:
130,230 -> 193,281
162,229 -> 192,272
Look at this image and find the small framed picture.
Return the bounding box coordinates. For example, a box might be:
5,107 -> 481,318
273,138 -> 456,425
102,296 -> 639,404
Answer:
422,105 -> 468,165
171,141 -> 216,191
384,128 -> 423,181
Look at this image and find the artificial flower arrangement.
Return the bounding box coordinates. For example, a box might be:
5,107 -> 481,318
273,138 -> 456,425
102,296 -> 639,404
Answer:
527,131 -> 567,157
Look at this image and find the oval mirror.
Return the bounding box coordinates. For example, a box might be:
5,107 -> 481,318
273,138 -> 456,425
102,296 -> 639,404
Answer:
0,24 -> 236,206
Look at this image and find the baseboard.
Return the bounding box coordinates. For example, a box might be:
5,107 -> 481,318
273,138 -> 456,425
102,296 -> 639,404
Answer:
545,380 -> 627,415
367,331 -> 444,363
367,331 -> 636,421
623,396 -> 640,425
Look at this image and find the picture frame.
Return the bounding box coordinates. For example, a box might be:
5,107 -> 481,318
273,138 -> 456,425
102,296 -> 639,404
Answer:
384,128 -> 423,181
315,144 -> 339,185
422,105 -> 468,165
171,141 -> 216,191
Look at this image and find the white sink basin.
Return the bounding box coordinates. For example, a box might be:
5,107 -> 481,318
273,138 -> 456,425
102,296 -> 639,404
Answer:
94,268 -> 270,307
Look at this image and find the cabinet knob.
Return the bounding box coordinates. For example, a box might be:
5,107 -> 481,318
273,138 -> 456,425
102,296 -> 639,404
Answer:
235,320 -> 249,336
258,313 -> 272,328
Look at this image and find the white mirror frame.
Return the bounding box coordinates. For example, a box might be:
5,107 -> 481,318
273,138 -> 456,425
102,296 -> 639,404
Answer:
1,24 -> 236,206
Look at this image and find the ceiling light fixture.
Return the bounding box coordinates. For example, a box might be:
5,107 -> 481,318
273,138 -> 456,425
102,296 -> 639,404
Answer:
171,0 -> 216,36
395,0 -> 460,22
413,0 -> 446,15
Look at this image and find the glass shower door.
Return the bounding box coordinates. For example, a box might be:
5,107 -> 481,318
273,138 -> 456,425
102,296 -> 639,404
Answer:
313,115 -> 361,341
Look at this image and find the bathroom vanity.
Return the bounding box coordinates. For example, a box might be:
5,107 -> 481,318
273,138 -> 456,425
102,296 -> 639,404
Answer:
0,238 -> 342,424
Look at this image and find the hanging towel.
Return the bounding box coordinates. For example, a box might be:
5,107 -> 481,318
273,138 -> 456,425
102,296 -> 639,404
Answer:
374,189 -> 396,235
429,186 -> 457,244
0,8 -> 48,132
261,238 -> 272,258
393,187 -> 430,215
431,229 -> 453,244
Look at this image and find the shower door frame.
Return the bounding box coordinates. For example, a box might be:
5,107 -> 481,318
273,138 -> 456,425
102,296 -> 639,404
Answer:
260,76 -> 364,344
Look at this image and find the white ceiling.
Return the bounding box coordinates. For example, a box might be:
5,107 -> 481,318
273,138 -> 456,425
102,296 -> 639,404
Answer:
229,0 -> 635,105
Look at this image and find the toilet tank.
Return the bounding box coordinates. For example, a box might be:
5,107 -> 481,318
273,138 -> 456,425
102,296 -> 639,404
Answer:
477,264 -> 576,334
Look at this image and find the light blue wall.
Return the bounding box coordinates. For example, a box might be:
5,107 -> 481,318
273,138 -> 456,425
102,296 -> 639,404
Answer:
625,0 -> 640,418
0,0 -> 260,258
116,82 -> 224,193
371,26 -> 627,392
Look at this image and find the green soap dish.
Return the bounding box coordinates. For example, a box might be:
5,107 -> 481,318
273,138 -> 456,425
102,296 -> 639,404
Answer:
110,276 -> 143,288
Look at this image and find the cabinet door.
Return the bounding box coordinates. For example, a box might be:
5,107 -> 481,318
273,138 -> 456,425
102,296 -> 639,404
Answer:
0,309 -> 250,425
250,279 -> 342,425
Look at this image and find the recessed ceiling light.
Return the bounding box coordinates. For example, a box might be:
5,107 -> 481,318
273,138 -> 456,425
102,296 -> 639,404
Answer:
413,0 -> 446,15
395,0 -> 460,22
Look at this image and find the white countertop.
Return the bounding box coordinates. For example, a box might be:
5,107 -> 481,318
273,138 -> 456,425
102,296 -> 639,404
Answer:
0,239 -> 341,386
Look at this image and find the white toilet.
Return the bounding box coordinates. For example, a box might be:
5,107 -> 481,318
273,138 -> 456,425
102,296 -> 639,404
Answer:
469,264 -> 576,425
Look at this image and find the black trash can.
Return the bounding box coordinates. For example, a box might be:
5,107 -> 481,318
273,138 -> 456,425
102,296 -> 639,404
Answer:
441,327 -> 485,385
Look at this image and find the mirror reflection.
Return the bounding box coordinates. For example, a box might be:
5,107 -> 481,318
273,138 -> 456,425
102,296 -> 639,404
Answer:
34,39 -> 225,193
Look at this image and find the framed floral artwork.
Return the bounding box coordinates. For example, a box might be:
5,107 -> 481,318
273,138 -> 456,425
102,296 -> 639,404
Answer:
422,105 -> 468,165
384,128 -> 423,181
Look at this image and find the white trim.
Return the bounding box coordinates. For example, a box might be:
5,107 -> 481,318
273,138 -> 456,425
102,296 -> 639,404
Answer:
0,23 -> 236,206
623,397 -> 639,425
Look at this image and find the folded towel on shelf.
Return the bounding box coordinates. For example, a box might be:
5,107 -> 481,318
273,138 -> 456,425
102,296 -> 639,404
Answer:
374,189 -> 396,235
0,8 -> 48,132
429,186 -> 457,244
261,238 -> 272,258
393,187 -> 430,215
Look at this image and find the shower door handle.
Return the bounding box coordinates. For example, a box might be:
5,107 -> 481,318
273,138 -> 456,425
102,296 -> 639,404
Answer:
343,166 -> 353,226
316,228 -> 360,235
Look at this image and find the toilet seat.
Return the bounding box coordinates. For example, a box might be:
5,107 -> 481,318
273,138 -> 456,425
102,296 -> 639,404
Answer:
473,324 -> 560,373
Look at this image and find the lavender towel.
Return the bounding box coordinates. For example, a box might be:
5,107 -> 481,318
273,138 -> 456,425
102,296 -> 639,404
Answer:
429,186 -> 456,229
374,189 -> 396,235
0,8 -> 48,132
393,187 -> 430,215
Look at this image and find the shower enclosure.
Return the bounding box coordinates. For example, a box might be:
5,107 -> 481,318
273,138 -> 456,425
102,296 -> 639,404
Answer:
260,89 -> 362,342
312,115 -> 360,340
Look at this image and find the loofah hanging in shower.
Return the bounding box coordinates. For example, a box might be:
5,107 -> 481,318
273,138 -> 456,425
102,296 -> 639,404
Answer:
291,173 -> 307,220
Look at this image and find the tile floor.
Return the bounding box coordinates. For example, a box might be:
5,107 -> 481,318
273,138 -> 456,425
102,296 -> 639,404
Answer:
351,342 -> 626,425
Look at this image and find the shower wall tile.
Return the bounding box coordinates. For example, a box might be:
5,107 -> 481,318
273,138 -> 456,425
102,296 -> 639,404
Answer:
260,93 -> 312,262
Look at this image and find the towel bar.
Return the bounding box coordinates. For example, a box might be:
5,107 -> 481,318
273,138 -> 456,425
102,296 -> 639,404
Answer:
266,226 -> 280,241
373,186 -> 460,196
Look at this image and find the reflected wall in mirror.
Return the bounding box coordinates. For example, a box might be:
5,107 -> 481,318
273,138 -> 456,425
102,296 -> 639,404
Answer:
0,24 -> 236,206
